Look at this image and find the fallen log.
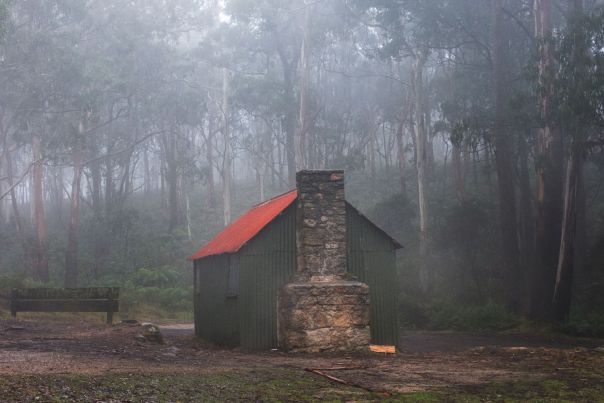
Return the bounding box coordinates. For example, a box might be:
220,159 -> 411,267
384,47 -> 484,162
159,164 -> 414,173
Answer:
304,368 -> 389,396
305,366 -> 368,371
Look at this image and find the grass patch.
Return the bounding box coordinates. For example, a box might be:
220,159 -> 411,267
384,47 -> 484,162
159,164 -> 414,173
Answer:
119,302 -> 193,323
451,374 -> 604,402
2,371 -> 602,402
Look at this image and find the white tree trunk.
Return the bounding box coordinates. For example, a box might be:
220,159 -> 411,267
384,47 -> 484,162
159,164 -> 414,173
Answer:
296,4 -> 312,170
413,50 -> 431,293
222,67 -> 232,227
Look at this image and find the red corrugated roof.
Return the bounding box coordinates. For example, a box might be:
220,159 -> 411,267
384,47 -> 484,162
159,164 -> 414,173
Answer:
189,190 -> 297,261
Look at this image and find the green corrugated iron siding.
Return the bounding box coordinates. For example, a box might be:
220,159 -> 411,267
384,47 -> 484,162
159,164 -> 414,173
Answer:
346,205 -> 400,346
194,201 -> 400,349
238,205 -> 296,349
194,255 -> 240,346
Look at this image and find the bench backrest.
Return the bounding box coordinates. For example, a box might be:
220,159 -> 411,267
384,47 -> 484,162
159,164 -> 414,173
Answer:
12,287 -> 119,300
11,287 -> 119,323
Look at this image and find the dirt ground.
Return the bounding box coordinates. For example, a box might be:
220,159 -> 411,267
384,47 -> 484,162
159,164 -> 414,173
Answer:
1,317 -> 603,399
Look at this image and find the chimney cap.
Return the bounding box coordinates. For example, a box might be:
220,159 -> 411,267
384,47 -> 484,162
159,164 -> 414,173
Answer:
296,169 -> 344,174
296,169 -> 345,182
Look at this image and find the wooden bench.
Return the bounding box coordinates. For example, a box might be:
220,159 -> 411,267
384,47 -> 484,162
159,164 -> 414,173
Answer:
10,287 -> 119,324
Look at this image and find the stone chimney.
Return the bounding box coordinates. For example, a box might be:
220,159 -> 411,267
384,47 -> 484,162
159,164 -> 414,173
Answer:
278,170 -> 370,352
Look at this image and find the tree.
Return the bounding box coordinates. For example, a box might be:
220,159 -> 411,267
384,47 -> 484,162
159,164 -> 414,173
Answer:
31,134 -> 49,282
220,67 -> 232,226
225,0 -> 313,185
531,0 -> 564,320
492,0 -> 522,312
552,4 -> 604,321
64,120 -> 84,288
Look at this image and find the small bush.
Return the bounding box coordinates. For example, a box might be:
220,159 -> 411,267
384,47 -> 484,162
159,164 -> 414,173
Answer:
400,298 -> 521,332
560,311 -> 604,338
127,286 -> 192,312
0,275 -> 26,289
0,275 -> 56,290
427,301 -> 520,331
118,266 -> 192,316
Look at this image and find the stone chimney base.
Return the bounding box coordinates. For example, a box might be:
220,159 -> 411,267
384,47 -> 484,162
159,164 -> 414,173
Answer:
278,170 -> 370,353
278,281 -> 370,352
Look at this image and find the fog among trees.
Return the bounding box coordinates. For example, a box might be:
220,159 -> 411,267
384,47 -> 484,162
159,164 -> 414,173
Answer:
1,0 -> 604,329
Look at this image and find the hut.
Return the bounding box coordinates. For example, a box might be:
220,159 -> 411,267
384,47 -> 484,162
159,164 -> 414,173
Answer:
190,170 -> 402,351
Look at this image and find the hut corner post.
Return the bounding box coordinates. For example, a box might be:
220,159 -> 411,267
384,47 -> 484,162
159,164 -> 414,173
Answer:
278,170 -> 370,352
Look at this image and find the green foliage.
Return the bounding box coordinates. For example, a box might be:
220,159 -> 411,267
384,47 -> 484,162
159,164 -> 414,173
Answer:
129,266 -> 180,288
124,286 -> 192,313
120,266 -> 192,314
0,274 -> 27,290
553,9 -> 604,134
0,274 -> 51,290
560,311 -> 604,338
427,301 -> 521,331
0,0 -> 8,40
400,299 -> 521,332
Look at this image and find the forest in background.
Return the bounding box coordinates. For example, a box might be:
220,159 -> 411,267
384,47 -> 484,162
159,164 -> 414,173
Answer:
0,0 -> 603,333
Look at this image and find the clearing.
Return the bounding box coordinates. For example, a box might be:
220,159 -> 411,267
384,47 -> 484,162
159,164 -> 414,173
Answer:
0,318 -> 603,402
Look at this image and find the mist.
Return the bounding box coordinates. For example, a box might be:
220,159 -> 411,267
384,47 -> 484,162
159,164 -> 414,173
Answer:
1,0 -> 604,400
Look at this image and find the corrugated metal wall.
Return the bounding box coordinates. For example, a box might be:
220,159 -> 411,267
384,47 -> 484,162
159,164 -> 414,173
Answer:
194,201 -> 400,349
347,205 -> 400,346
194,255 -> 240,346
238,204 -> 296,349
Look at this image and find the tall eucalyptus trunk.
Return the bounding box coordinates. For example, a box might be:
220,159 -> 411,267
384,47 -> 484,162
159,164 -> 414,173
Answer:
221,67 -> 232,226
395,119 -> 407,197
531,0 -> 564,319
32,135 -> 49,283
3,138 -> 26,255
552,0 -> 586,321
162,128 -> 179,231
296,4 -> 311,170
452,141 -> 465,203
553,148 -> 582,320
277,44 -> 298,187
206,115 -> 216,207
493,0 -> 523,312
412,49 -> 431,293
65,119 -> 85,288
518,132 -> 535,268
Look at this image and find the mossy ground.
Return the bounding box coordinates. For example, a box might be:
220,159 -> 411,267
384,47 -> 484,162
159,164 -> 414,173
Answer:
0,369 -> 395,402
447,372 -> 604,402
1,367 -> 603,402
1,318 -> 603,402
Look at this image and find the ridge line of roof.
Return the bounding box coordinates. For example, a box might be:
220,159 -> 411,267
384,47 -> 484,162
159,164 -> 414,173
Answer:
251,189 -> 297,209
